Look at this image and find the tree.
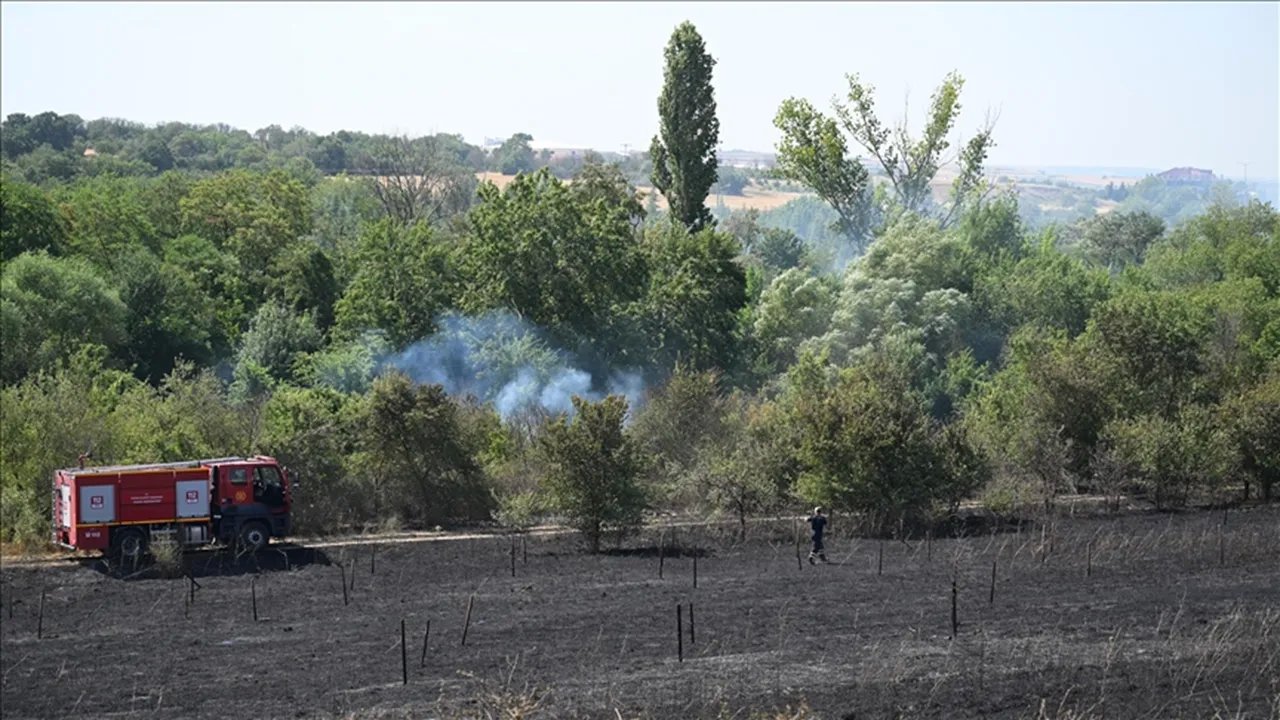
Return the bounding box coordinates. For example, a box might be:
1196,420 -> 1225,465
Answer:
114,247 -> 216,382
712,167 -> 748,196
54,175 -> 161,270
702,394 -> 792,538
1,252 -> 128,384
630,367 -> 730,505
649,21 -> 720,232
570,155 -> 646,229
231,302 -> 323,397
838,71 -> 995,225
541,395 -> 646,553
272,244 -> 338,332
789,352 -> 958,531
775,71 -> 996,239
1102,404 -> 1234,509
752,268 -> 838,373
493,133 -> 536,175
981,235 -> 1111,338
773,98 -> 875,249
0,176 -> 67,261
348,372 -> 491,526
257,385 -> 359,531
333,219 -> 456,347
179,169 -> 312,304
367,135 -> 476,226
638,222 -> 747,373
1086,288 -> 1209,418
460,170 -> 647,369
1225,370 -> 1280,501
1080,210 -> 1165,271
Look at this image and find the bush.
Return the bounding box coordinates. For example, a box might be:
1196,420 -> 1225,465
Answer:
540,395 -> 646,552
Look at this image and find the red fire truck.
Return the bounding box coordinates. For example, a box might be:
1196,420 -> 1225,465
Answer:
53,455 -> 293,559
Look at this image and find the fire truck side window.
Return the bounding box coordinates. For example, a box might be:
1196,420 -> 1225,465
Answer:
230,468 -> 248,485
256,466 -> 282,489
255,466 -> 284,506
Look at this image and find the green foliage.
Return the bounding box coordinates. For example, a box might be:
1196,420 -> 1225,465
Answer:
2,83 -> 1277,549
631,367 -> 730,505
1080,210 -> 1164,271
2,112 -> 85,159
162,233 -> 248,352
711,167 -> 748,196
773,97 -> 874,247
257,385 -> 358,532
788,352 -> 981,528
1223,369 -> 1280,501
639,222 -> 747,373
980,235 -> 1111,337
310,175 -> 383,285
776,70 -> 995,244
460,170 -> 647,368
333,219 -> 456,347
180,168 -> 312,302
114,247 -> 217,382
0,351 -> 244,546
1102,403 -> 1235,509
53,175 -> 161,269
348,372 -> 492,527
1085,288 -> 1209,417
723,209 -> 811,279
273,243 -> 338,332
751,268 -> 838,373
1,175 -> 68,260
1,252 -> 127,384
650,22 -> 720,232
756,196 -> 845,258
231,302 -> 323,396
540,395 -> 646,552
493,133 -> 536,175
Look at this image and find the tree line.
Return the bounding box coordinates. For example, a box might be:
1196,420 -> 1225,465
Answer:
2,22 -> 1276,550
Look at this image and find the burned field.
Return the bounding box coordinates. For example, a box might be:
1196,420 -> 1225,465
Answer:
2,507 -> 1278,719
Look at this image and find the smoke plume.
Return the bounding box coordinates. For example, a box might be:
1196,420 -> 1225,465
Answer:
379,310 -> 647,421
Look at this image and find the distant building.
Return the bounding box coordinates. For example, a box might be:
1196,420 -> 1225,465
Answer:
1157,167 -> 1215,186
82,147 -> 98,158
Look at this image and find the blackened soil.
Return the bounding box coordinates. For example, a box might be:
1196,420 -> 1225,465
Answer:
3,507 -> 1278,719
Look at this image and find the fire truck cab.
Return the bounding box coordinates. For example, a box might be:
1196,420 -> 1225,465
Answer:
53,455 -> 293,559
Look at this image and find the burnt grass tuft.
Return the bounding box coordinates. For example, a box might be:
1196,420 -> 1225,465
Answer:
2,506 -> 1278,719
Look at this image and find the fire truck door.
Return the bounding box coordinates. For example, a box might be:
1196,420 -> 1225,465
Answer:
219,465 -> 255,507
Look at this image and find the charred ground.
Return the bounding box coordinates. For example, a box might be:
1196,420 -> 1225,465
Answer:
2,506 -> 1278,719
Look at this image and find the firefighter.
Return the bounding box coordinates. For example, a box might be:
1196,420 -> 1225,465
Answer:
807,506 -> 829,564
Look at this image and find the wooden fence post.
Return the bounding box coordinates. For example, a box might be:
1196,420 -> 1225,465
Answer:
400,619 -> 408,685
950,578 -> 958,639
420,620 -> 431,668
460,594 -> 475,646
676,604 -> 684,662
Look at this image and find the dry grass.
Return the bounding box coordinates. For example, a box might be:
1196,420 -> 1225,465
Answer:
150,535 -> 183,579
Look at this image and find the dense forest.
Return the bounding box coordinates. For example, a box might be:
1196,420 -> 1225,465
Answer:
2,22 -> 1277,550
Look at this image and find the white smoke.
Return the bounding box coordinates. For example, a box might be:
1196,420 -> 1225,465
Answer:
378,310 -> 647,421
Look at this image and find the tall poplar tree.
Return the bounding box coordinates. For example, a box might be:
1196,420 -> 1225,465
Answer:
649,22 -> 720,232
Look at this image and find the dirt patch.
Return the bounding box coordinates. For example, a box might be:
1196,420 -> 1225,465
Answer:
3,507 -> 1278,718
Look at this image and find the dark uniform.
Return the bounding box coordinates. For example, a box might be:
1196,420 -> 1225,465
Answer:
807,509 -> 828,564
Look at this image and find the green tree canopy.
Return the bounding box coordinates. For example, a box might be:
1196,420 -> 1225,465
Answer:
541,395 -> 646,552
649,21 -> 720,232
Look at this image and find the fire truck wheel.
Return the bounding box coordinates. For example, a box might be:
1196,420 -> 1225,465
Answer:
112,528 -> 147,560
238,522 -> 269,553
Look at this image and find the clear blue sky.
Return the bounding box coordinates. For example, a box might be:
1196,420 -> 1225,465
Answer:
2,1 -> 1277,179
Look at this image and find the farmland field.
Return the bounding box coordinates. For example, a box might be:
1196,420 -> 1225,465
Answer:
2,506 -> 1278,719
